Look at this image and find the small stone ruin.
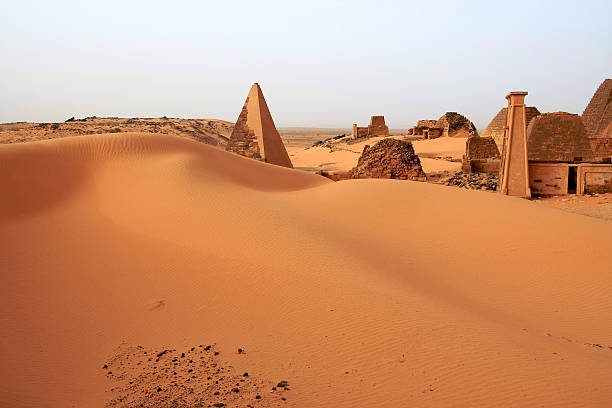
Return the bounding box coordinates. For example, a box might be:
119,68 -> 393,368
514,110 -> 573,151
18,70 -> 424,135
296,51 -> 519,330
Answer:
461,136 -> 500,173
407,112 -> 477,139
352,116 -> 390,139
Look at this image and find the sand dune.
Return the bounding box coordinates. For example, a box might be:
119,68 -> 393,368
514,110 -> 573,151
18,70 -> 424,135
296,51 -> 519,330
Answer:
289,135 -> 465,174
1,133 -> 612,407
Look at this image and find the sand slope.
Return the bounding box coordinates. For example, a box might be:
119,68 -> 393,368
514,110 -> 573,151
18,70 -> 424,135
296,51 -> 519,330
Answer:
1,133 -> 612,407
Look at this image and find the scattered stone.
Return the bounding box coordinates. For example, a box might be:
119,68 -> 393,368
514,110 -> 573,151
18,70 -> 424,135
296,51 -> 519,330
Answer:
277,380 -> 289,388
437,171 -> 498,191
104,344 -> 288,407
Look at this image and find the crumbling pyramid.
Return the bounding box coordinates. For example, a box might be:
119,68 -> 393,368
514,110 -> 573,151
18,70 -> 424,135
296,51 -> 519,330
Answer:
434,112 -> 478,138
527,112 -> 594,162
348,138 -> 426,181
226,83 -> 293,168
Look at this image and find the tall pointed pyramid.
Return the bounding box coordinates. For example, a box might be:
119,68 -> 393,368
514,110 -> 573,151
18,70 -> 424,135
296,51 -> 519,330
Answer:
226,83 -> 293,168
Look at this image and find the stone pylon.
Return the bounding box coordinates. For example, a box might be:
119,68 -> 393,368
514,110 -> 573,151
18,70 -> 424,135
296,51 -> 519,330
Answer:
499,92 -> 531,198
226,83 -> 293,168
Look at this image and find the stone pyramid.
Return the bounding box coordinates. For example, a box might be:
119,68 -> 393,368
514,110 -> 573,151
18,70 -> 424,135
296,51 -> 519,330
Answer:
226,83 -> 293,168
582,78 -> 612,139
481,106 -> 540,152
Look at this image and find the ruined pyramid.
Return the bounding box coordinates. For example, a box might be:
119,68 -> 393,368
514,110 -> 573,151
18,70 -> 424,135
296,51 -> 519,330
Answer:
226,83 -> 293,168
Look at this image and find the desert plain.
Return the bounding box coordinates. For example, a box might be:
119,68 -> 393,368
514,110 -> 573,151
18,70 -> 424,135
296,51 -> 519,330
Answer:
1,118 -> 612,408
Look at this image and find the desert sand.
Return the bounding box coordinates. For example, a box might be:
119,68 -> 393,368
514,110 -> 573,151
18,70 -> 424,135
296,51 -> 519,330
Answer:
2,132 -> 612,407
288,135 -> 465,175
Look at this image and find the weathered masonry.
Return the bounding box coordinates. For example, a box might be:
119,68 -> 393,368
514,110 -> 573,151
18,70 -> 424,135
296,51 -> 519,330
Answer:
352,116 -> 390,139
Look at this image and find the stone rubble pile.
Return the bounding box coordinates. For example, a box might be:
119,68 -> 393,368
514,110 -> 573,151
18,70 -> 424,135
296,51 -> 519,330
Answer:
439,172 -> 498,191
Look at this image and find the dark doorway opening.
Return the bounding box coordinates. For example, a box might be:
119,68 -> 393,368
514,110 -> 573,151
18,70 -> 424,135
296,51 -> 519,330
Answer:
568,166 -> 577,194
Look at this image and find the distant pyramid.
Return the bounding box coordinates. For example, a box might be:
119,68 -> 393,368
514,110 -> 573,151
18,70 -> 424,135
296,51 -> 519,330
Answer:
226,83 -> 293,168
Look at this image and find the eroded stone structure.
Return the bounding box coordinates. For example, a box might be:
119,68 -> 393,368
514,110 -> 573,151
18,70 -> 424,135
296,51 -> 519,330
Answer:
582,78 -> 612,160
349,138 -> 426,181
499,92 -> 531,198
408,112 -> 477,139
352,116 -> 390,139
406,120 -> 442,139
481,106 -> 540,152
435,112 -> 478,138
226,83 -> 293,168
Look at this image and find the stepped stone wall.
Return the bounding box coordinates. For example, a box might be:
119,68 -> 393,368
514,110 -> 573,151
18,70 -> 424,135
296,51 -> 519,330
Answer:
481,106 -> 540,152
526,112 -> 594,162
589,123 -> 612,159
226,96 -> 262,160
417,120 -> 437,128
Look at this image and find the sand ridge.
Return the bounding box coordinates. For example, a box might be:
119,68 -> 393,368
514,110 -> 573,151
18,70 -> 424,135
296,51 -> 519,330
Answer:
1,132 -> 612,407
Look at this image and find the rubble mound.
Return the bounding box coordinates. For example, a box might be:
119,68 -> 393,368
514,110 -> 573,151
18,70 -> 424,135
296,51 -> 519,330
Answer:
349,138 -> 427,181
435,112 -> 478,138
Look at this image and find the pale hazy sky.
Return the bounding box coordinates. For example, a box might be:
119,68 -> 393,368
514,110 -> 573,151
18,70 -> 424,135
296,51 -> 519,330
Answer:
1,0 -> 611,129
